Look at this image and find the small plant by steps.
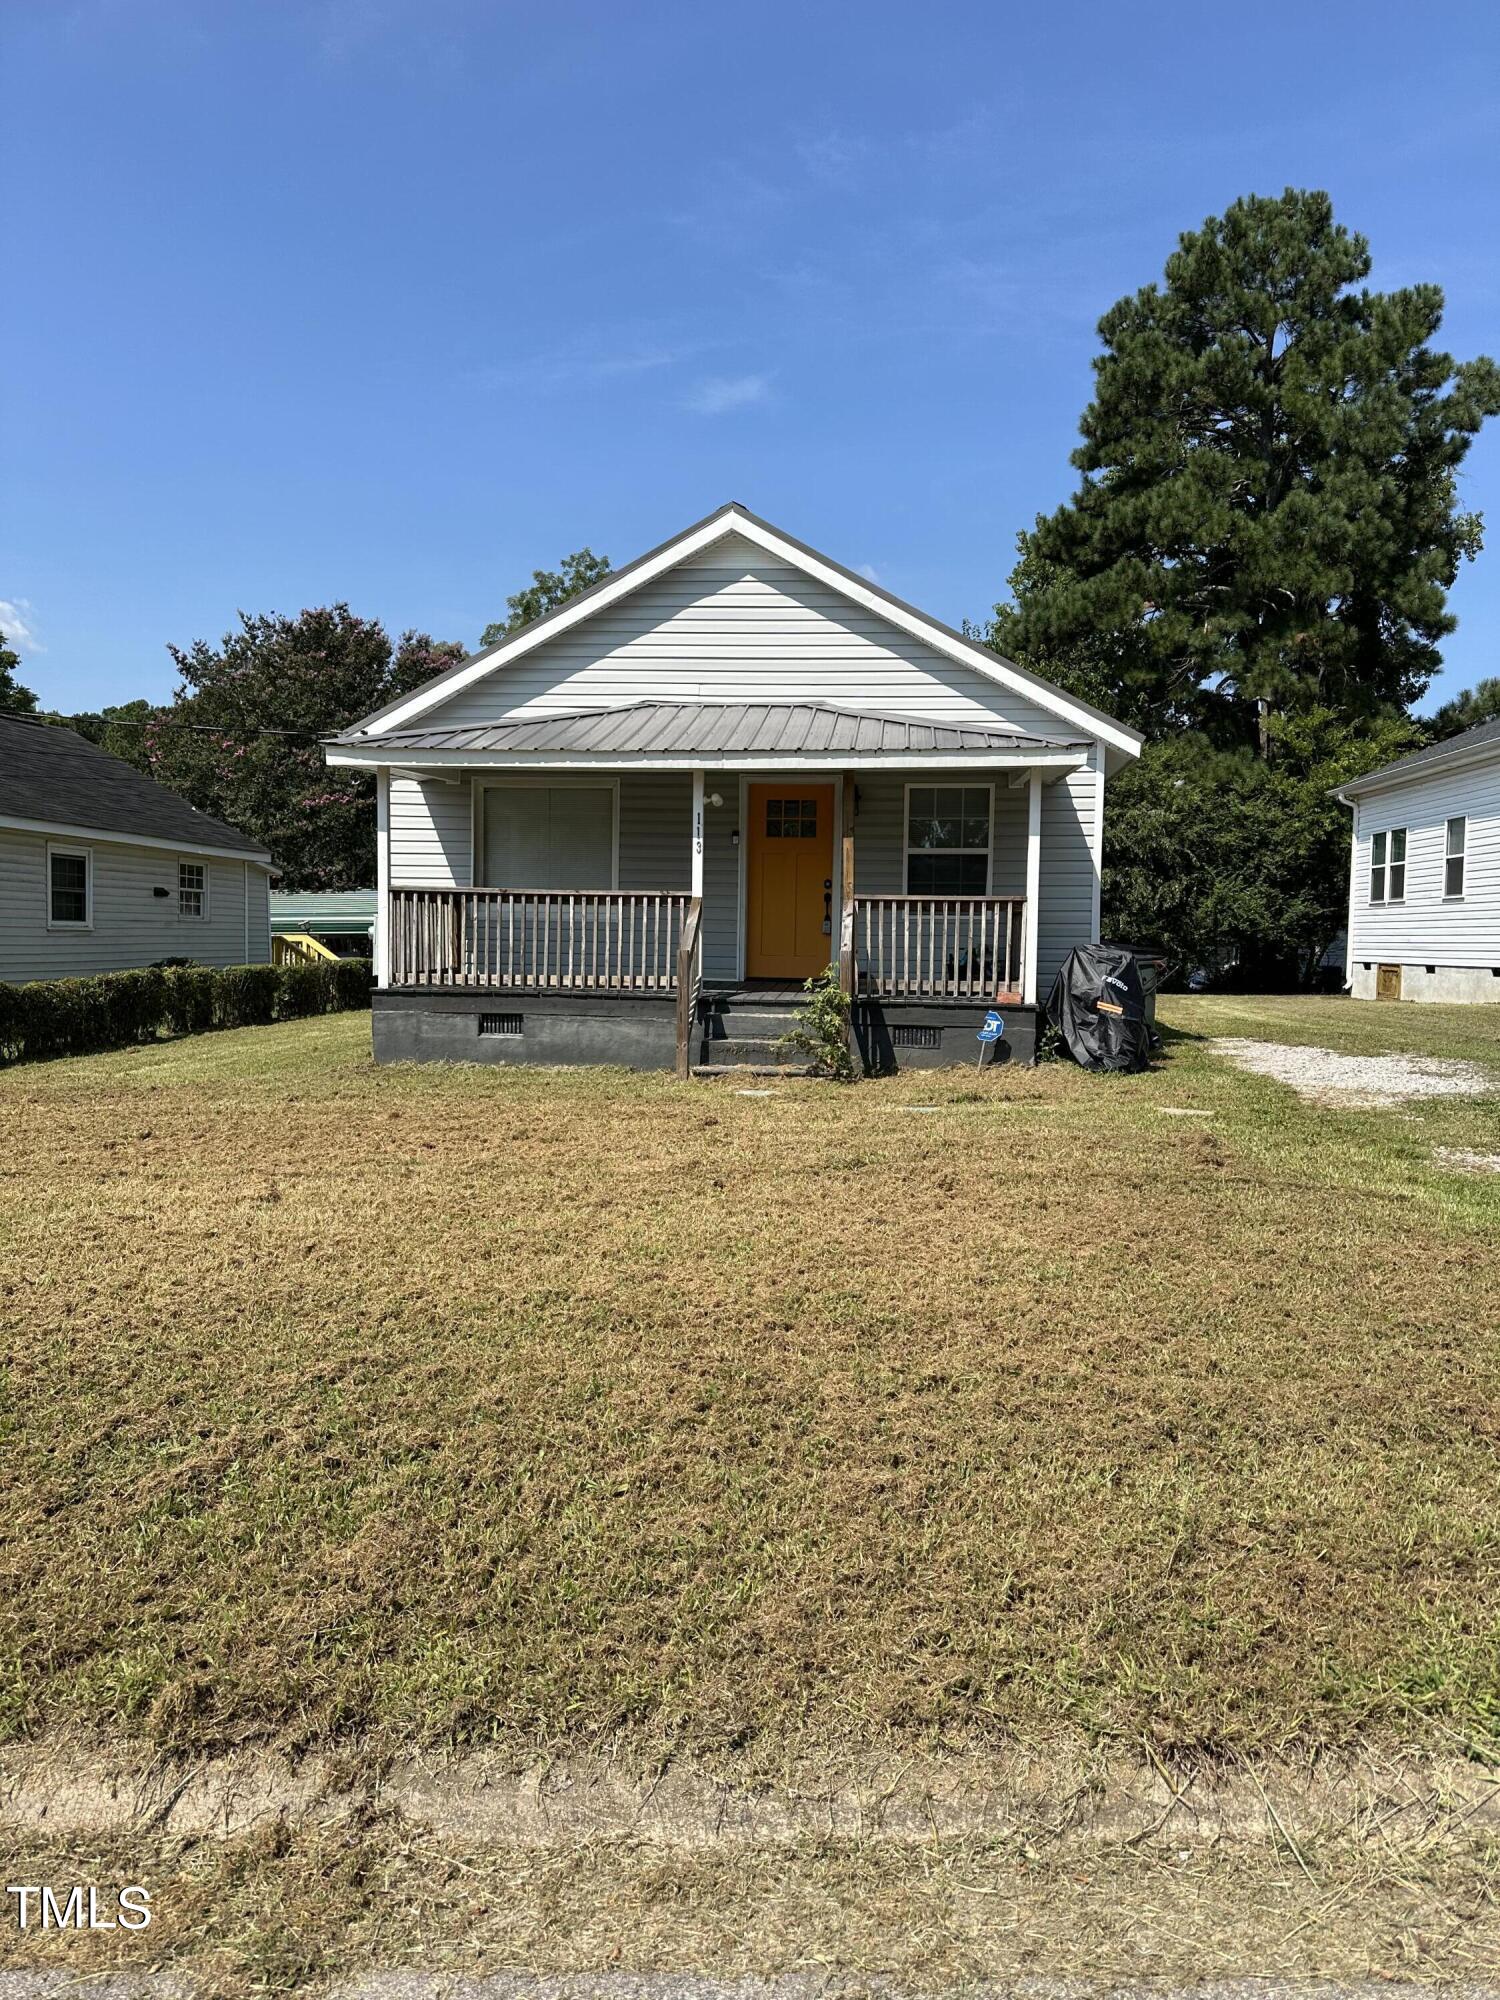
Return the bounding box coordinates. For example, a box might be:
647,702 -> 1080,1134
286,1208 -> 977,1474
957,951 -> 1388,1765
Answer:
778,962 -> 855,1081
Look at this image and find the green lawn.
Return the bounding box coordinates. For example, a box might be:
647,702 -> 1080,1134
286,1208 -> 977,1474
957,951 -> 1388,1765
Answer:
2,995 -> 1498,1762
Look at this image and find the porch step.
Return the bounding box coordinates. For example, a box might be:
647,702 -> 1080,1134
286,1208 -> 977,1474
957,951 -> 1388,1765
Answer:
692,1063 -> 817,1080
699,1035 -> 804,1067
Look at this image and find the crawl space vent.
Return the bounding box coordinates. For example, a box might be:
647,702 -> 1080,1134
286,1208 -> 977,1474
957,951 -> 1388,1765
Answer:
891,1024 -> 941,1050
478,1013 -> 524,1037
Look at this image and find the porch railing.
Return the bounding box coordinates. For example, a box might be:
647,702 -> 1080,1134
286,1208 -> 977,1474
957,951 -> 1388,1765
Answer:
389,887 -> 691,990
852,895 -> 1025,1000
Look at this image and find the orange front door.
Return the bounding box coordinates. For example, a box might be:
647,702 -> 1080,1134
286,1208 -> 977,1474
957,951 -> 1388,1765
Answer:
745,783 -> 835,980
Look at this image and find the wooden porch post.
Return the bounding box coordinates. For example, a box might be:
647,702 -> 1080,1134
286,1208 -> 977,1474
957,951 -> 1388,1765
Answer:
838,772 -> 856,997
691,768 -> 705,900
1022,770 -> 1041,1007
374,766 -> 391,989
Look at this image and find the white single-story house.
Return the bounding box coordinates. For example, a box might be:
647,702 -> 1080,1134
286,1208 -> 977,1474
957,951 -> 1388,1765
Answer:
326,503 -> 1144,1071
0,713 -> 273,985
1335,715 -> 1500,1003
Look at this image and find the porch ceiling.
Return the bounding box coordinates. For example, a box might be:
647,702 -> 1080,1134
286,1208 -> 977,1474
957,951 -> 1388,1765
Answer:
327,699 -> 1090,771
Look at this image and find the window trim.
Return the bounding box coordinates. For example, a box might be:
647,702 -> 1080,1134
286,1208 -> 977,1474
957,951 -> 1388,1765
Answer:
46,842 -> 94,931
177,857 -> 210,921
1369,825 -> 1407,906
470,776 -> 621,890
1444,816 -> 1467,901
903,781 -> 995,897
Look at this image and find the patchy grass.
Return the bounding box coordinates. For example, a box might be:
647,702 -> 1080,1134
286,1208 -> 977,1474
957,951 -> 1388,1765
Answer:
2,999 -> 1498,1762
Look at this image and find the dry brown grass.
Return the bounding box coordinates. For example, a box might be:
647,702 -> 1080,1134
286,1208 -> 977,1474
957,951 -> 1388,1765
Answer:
2,998 -> 1499,1763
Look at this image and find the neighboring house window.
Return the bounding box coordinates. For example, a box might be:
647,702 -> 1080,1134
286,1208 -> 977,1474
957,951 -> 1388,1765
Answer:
47,845 -> 92,928
1369,827 -> 1405,904
482,785 -> 615,888
178,860 -> 207,919
907,786 -> 991,895
1445,816 -> 1466,899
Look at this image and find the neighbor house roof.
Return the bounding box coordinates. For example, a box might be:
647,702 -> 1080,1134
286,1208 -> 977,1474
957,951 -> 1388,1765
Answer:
1335,715 -> 1500,799
270,889 -> 376,933
333,502 -> 1144,766
329,699 -> 1090,765
0,714 -> 272,860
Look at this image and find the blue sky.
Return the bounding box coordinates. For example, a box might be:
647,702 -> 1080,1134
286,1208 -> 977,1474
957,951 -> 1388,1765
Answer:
5,0 -> 1498,715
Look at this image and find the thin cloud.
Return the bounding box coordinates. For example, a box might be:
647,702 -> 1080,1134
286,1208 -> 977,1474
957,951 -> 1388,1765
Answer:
857,563 -> 881,584
0,597 -> 43,654
467,338 -> 691,395
684,373 -> 772,416
795,132 -> 868,187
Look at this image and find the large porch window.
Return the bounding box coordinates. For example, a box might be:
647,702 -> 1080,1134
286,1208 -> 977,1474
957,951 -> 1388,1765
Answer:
481,784 -> 615,888
905,785 -> 991,895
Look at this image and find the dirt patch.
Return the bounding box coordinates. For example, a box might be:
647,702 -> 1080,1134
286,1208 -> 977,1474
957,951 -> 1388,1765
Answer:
3,1740 -> 1499,1994
1435,1147 -> 1500,1175
1211,1037 -> 1494,1107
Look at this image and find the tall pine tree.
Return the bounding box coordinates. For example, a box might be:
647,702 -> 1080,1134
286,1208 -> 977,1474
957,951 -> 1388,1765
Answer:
1004,189 -> 1500,754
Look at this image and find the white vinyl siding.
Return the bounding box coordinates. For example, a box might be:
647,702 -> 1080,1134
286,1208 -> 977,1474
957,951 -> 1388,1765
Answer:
388,775 -> 473,888
0,829 -> 271,984
421,536 -> 1070,738
1036,763 -> 1101,994
1348,754 -> 1500,969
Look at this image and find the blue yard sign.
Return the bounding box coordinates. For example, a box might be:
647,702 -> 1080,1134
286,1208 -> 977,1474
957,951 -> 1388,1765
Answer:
977,1010 -> 1006,1043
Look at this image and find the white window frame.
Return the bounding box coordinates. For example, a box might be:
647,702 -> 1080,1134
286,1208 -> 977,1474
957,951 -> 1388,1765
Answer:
470,776 -> 621,889
1444,816 -> 1466,901
46,842 -> 94,930
1369,826 -> 1406,906
903,781 -> 994,897
177,858 -> 209,920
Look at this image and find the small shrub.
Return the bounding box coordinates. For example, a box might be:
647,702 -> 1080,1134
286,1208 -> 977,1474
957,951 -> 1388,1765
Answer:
277,962 -> 333,1020
330,956 -> 374,1010
218,963 -> 281,1029
162,965 -> 217,1038
778,963 -> 855,1081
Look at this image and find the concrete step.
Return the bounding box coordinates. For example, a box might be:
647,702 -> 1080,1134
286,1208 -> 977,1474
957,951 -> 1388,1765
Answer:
698,1036 -> 803,1066
692,1063 -> 816,1080
697,1010 -> 802,1034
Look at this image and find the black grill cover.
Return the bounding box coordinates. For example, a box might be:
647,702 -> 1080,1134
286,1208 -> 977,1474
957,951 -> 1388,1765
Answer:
1044,942 -> 1152,1072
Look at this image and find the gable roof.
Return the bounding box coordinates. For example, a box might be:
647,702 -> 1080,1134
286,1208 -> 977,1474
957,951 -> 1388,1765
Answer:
1336,715 -> 1500,799
329,699 -> 1089,765
0,714 -> 272,860
338,503 -> 1144,765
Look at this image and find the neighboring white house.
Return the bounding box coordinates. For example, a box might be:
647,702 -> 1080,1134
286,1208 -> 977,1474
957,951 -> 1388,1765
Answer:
1335,715 -> 1500,1004
0,713 -> 273,985
325,502 -> 1144,1071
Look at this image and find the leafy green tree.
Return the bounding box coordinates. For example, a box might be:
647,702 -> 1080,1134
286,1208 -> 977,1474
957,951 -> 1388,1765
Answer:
0,629 -> 37,714
1004,189 -> 1500,753
1102,711 -> 1422,984
1429,676 -> 1500,740
143,609 -> 464,889
41,699 -> 155,758
481,548 -> 611,647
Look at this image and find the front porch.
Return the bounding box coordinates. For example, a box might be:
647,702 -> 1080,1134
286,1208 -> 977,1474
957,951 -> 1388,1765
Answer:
330,698 -> 1103,1073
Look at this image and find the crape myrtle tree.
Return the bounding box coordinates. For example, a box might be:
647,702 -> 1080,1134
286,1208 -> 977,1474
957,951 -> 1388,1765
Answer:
140,609 -> 465,890
991,189 -> 1499,984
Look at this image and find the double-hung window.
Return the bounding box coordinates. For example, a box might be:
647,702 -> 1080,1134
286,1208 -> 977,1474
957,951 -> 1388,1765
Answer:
178,860 -> 207,919
906,786 -> 992,895
48,846 -> 92,928
1369,827 -> 1406,904
1444,817 -> 1466,899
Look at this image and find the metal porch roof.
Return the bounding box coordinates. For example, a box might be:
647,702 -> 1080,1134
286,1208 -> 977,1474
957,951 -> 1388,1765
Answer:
333,700 -> 1088,760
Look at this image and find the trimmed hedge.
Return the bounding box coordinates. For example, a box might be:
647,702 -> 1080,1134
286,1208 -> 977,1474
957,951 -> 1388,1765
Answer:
0,958 -> 373,1065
